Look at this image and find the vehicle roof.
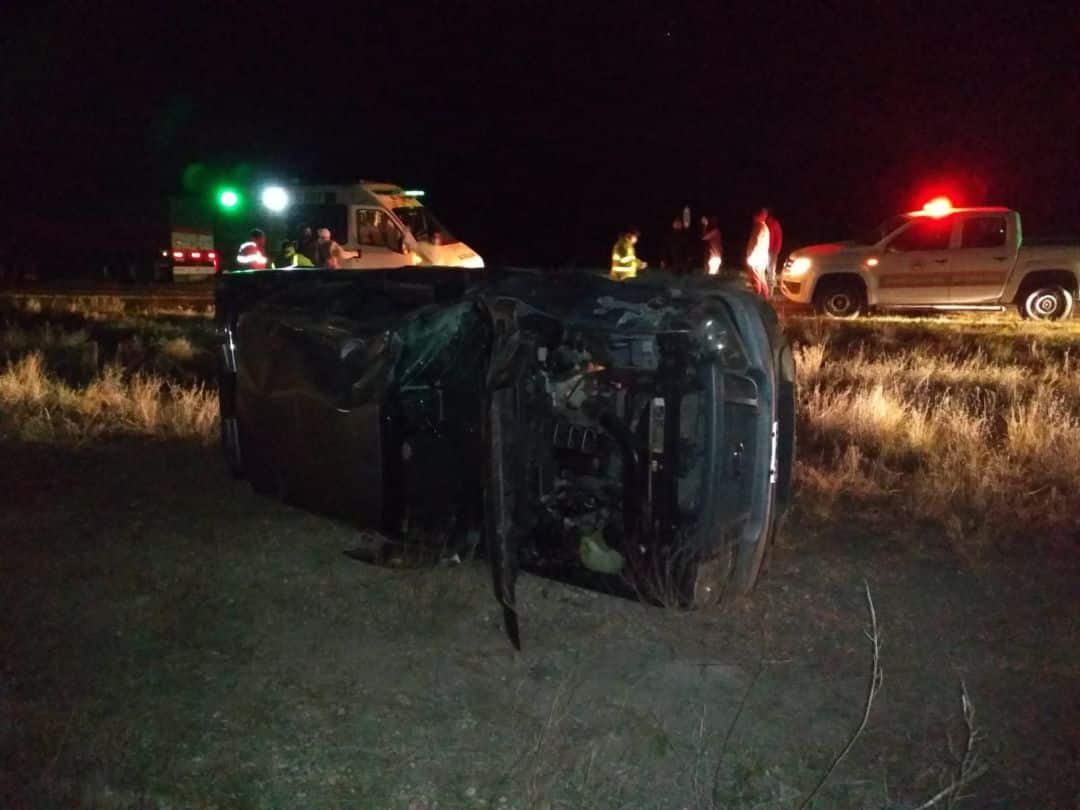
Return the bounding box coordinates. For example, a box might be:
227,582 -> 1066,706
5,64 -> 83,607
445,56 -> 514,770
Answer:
287,182 -> 414,208
905,206 -> 1012,217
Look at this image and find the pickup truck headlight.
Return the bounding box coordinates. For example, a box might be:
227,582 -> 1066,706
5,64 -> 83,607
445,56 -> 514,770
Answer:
785,257 -> 812,277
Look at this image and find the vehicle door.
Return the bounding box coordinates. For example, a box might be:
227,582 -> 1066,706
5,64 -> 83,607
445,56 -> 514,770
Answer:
345,206 -> 413,269
948,214 -> 1013,303
875,216 -> 956,305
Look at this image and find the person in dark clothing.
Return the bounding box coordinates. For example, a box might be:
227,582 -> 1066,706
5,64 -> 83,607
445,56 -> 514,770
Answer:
297,225 -> 318,263
663,217 -> 689,274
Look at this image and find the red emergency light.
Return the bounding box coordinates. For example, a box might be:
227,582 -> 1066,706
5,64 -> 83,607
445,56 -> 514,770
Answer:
921,196 -> 954,217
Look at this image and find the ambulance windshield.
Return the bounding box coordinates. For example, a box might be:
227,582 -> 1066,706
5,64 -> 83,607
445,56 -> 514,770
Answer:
393,207 -> 458,245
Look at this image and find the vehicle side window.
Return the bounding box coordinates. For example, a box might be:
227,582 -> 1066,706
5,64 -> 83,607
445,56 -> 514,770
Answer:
356,209 -> 405,252
356,210 -> 386,247
960,216 -> 1007,249
888,218 -> 954,252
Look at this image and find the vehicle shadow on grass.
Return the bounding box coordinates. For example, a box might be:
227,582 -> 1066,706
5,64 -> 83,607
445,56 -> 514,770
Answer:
0,440 -> 1075,808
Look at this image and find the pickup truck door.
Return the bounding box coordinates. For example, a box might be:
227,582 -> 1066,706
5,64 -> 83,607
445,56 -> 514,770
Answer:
875,216 -> 955,306
948,214 -> 1013,304
344,206 -> 414,269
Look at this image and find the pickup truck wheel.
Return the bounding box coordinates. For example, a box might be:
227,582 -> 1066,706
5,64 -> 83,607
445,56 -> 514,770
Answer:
813,280 -> 865,319
1021,285 -> 1074,321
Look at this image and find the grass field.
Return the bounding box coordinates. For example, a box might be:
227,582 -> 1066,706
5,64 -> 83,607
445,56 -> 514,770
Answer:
787,315 -> 1080,553
1,306 -> 1077,808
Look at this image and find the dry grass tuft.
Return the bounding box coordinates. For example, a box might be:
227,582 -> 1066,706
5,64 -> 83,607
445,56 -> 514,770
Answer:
0,351 -> 217,443
790,318 -> 1080,551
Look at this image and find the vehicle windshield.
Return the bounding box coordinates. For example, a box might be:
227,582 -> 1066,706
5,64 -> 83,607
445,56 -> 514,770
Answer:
853,214 -> 911,245
393,207 -> 458,245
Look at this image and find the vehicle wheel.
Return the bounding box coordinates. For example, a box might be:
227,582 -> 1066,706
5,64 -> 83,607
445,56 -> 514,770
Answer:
1021,285 -> 1074,321
813,279 -> 865,319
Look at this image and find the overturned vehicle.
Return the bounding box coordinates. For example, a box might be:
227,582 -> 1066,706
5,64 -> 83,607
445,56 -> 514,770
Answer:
216,268 -> 795,646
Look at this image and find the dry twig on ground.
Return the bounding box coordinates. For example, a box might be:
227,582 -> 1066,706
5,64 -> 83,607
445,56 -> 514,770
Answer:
796,581 -> 883,810
913,682 -> 988,810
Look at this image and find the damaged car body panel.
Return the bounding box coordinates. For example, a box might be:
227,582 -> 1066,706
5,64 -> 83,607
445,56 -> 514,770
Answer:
216,268 -> 795,647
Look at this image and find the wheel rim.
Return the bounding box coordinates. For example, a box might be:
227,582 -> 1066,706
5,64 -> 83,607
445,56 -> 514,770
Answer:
1027,289 -> 1066,320
827,292 -> 853,316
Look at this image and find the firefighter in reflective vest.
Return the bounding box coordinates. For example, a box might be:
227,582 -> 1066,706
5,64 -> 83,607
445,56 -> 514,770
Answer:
278,240 -> 313,269
610,228 -> 647,280
236,229 -> 269,270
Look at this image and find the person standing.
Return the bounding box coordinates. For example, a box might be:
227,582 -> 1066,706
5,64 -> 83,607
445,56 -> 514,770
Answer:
297,225 -> 318,263
764,208 -> 783,295
236,229 -> 269,270
701,215 -> 723,275
315,227 -> 359,269
610,229 -> 647,280
745,210 -> 771,297
278,240 -> 313,268
663,217 -> 687,274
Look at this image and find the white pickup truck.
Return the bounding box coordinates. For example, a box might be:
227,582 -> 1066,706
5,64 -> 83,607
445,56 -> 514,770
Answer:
780,203 -> 1080,320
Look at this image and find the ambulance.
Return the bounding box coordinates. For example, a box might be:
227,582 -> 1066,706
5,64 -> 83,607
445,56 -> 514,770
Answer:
279,182 -> 484,270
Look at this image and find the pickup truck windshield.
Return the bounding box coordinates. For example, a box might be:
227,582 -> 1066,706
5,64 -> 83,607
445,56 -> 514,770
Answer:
393,207 -> 459,245
854,214 -> 911,246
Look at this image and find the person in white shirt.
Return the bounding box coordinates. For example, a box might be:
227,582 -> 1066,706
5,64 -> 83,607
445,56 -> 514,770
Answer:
745,209 -> 771,298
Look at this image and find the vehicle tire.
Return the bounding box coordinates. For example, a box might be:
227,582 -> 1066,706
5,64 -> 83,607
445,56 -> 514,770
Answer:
813,278 -> 865,319
1020,285 -> 1074,321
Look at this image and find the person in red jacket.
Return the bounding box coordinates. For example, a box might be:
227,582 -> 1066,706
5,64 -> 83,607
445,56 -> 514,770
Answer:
236,229 -> 268,270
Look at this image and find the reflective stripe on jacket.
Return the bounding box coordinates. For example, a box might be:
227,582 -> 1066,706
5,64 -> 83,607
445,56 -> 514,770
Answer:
236,241 -> 268,269
611,237 -> 643,278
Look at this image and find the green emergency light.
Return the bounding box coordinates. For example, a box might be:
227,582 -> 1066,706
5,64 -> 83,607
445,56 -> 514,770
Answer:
403,189 -> 425,198
218,189 -> 240,209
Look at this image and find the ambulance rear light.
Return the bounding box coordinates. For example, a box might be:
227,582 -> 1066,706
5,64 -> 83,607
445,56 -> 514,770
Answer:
169,249 -> 217,265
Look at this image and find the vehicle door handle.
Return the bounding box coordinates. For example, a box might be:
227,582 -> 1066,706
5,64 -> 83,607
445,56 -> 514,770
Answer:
932,259 -> 948,264
992,256 -> 1007,261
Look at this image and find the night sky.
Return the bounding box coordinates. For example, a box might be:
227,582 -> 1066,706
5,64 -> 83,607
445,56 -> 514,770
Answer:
3,1 -> 1078,266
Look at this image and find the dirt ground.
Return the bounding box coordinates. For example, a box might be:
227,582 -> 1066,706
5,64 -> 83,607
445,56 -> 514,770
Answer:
0,439 -> 1076,809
